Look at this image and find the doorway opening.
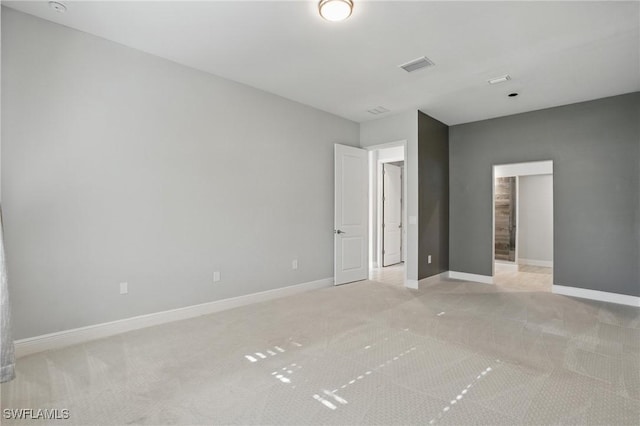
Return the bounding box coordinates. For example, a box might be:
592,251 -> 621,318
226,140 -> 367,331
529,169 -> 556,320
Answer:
492,161 -> 554,292
382,161 -> 404,266
367,143 -> 406,286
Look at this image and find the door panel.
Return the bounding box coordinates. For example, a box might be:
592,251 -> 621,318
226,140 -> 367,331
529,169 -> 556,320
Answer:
334,144 -> 368,285
341,237 -> 365,271
341,155 -> 364,226
383,163 -> 402,266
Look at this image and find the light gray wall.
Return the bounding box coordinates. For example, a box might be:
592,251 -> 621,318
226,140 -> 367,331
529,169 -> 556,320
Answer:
377,146 -> 404,162
1,9 -> 359,339
360,111 -> 418,282
518,175 -> 553,263
0,6 -> 2,196
450,92 -> 640,297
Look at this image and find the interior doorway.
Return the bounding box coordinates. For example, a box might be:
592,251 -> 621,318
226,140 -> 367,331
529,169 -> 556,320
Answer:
492,161 -> 554,292
382,161 -> 403,266
367,142 -> 406,286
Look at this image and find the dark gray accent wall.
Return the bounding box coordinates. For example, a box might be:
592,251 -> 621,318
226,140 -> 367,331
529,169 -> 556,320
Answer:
418,112 -> 449,279
450,93 -> 640,297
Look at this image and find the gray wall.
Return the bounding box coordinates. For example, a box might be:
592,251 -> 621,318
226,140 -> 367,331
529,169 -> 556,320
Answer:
360,111 -> 419,283
417,112 -> 449,279
1,9 -> 359,339
518,175 -> 553,263
450,92 -> 640,297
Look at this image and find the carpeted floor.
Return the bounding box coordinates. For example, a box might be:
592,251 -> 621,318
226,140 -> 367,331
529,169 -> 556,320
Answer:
1,275 -> 639,425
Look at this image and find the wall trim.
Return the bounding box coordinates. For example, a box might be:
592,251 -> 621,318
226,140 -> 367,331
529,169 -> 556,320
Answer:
494,160 -> 553,178
448,271 -> 494,284
14,277 -> 333,358
552,285 -> 640,307
494,261 -> 518,271
519,258 -> 553,268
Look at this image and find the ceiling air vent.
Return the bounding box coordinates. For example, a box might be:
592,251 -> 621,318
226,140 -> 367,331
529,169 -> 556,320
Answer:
399,56 -> 435,73
368,106 -> 390,115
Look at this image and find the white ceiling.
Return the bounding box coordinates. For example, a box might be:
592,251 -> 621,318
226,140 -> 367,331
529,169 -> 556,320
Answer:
4,1 -> 640,125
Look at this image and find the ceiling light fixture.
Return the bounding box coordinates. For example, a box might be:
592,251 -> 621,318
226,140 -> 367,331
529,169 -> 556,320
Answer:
48,1 -> 67,13
318,0 -> 353,22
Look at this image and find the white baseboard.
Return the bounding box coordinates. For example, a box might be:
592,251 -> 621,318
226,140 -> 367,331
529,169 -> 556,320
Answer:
405,279 -> 419,289
519,258 -> 553,268
494,261 -> 518,271
552,285 -> 640,307
15,277 -> 333,358
448,271 -> 494,284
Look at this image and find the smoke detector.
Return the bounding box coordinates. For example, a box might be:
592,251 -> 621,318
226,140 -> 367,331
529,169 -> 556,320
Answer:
399,56 -> 435,73
367,106 -> 390,115
48,1 -> 67,13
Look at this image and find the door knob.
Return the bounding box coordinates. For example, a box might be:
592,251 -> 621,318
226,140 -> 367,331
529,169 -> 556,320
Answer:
334,229 -> 346,234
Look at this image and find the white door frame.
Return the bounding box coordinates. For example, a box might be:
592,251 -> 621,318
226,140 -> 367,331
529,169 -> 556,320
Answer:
366,140 -> 408,286
492,160 -> 554,279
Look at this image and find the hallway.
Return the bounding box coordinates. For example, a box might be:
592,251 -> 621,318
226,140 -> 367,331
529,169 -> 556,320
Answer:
370,264 -> 405,287
494,263 -> 552,292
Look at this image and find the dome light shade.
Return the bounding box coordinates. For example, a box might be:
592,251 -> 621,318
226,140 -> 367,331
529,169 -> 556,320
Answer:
319,0 -> 353,22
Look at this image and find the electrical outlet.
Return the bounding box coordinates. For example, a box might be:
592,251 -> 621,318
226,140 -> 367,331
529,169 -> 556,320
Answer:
213,271 -> 221,282
292,259 -> 298,270
119,282 -> 128,295
428,255 -> 432,264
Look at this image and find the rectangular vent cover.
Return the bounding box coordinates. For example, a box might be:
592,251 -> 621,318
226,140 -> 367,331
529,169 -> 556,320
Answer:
399,56 -> 435,73
368,106 -> 390,115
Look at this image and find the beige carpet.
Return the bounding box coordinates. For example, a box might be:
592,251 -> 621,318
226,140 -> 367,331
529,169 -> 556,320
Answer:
1,276 -> 639,425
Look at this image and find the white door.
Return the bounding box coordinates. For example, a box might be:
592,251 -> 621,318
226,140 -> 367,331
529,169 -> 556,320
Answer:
383,163 -> 402,266
334,144 -> 368,285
